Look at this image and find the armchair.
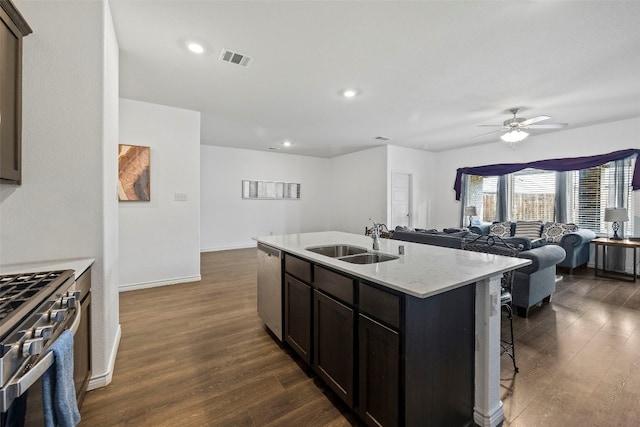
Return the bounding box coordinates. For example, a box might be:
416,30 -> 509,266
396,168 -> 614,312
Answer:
470,222 -> 596,273
548,229 -> 596,272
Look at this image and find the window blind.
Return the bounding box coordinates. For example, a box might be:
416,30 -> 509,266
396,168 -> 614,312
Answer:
510,169 -> 556,222
567,158 -> 635,237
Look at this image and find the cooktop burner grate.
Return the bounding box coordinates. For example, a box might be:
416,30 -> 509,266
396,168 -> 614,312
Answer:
0,270 -> 74,340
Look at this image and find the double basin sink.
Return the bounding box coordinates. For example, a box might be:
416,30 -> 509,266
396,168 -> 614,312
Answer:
306,244 -> 399,264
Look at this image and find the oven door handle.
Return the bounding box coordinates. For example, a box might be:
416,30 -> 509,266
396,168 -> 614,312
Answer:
0,305 -> 81,412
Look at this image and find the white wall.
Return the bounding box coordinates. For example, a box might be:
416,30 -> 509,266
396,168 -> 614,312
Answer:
387,145 -> 437,229
200,145 -> 392,251
432,117 -> 640,234
200,145 -> 331,250
96,0 -> 120,390
119,99 -> 201,290
329,146 -> 388,235
0,0 -> 120,389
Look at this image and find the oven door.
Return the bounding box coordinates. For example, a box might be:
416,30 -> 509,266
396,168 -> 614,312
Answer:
0,306 -> 81,427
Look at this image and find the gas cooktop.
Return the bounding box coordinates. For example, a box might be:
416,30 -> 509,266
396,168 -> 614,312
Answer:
0,270 -> 75,341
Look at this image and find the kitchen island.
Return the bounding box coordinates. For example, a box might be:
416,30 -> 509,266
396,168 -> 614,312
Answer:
255,231 -> 530,427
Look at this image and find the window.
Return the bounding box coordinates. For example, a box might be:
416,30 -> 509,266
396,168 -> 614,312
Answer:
482,176 -> 497,222
465,155 -> 635,236
510,169 -> 556,222
567,157 -> 635,237
464,175 -> 497,223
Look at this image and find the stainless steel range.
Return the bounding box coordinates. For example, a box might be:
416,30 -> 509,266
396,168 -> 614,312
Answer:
0,270 -> 80,424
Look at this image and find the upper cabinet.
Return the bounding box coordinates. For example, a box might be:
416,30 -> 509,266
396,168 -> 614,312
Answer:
0,0 -> 31,185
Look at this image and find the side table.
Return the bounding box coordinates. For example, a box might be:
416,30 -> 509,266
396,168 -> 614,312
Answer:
593,237 -> 640,282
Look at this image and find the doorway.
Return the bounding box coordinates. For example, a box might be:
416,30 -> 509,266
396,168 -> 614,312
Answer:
391,172 -> 412,229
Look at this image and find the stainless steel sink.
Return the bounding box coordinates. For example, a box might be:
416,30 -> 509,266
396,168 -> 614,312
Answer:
306,244 -> 398,264
339,253 -> 399,264
306,244 -> 368,258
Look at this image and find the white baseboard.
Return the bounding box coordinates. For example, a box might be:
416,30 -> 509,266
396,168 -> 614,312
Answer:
119,274 -> 201,292
200,244 -> 255,252
87,324 -> 121,391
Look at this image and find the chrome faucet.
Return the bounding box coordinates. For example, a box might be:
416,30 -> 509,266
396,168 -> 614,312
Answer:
370,219 -> 381,250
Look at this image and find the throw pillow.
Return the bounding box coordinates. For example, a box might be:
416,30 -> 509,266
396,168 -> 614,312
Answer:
489,221 -> 511,238
542,222 -> 578,243
514,220 -> 543,239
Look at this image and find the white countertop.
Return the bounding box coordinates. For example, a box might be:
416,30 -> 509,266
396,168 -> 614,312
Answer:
255,231 -> 530,299
0,257 -> 94,279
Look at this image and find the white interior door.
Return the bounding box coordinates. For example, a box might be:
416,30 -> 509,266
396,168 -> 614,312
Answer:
391,172 -> 411,229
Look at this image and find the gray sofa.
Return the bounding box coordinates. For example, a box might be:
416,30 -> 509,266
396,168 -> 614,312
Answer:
392,228 -> 566,317
469,223 -> 596,273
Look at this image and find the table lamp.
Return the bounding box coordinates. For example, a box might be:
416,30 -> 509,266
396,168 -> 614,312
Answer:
464,206 -> 477,228
604,207 -> 628,240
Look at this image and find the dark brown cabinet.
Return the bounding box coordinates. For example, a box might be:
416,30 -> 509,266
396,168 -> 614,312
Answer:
358,314 -> 400,427
284,273 -> 312,364
280,253 -> 475,426
73,267 -> 92,408
313,289 -> 354,406
0,0 -> 31,184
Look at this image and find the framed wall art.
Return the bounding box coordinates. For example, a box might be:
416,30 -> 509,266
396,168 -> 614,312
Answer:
242,180 -> 301,200
118,144 -> 150,201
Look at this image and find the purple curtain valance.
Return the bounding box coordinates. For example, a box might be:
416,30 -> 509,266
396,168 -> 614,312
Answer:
454,148 -> 640,200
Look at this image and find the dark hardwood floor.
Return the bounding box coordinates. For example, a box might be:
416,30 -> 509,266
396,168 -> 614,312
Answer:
80,249 -> 640,426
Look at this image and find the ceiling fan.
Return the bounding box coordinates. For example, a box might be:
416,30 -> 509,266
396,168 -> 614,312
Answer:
473,109 -> 568,147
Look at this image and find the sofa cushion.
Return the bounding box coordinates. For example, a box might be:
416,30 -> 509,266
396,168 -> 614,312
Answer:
514,220 -> 543,239
542,222 -> 578,243
392,229 -> 475,249
489,221 -> 511,238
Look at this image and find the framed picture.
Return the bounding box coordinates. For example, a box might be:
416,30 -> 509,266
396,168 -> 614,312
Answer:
242,180 -> 301,200
118,144 -> 150,201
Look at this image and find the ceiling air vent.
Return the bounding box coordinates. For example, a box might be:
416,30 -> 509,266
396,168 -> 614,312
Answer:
220,49 -> 252,67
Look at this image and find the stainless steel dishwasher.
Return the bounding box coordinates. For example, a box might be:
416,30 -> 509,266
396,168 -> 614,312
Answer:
257,243 -> 283,341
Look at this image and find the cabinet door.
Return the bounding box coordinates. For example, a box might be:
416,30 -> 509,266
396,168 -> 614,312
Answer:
74,292 -> 92,408
284,274 -> 312,364
313,290 -> 354,406
73,268 -> 92,408
0,9 -> 22,183
359,314 -> 400,427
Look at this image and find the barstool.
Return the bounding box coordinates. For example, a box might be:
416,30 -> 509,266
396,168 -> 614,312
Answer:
461,235 -> 520,372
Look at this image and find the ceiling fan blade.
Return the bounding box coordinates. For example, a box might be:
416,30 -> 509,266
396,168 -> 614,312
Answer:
471,129 -> 504,139
477,124 -> 503,127
519,115 -> 550,126
527,123 -> 568,129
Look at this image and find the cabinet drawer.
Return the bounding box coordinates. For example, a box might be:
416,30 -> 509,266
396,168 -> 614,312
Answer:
359,283 -> 401,329
284,254 -> 312,283
315,266 -> 354,305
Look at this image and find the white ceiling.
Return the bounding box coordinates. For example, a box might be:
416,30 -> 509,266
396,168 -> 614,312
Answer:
109,0 -> 640,158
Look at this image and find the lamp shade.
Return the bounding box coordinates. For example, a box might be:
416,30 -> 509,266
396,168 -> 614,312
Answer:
604,207 -> 629,222
464,206 -> 477,216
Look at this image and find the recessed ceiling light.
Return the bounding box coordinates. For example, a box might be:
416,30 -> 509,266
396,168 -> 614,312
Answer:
342,89 -> 358,98
186,42 -> 205,54
282,140 -> 292,147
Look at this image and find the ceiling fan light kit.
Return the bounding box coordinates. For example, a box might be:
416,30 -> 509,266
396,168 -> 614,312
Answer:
474,109 -> 568,147
500,129 -> 529,143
